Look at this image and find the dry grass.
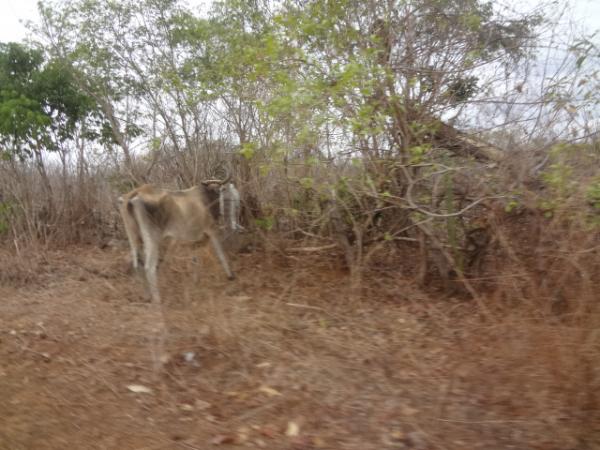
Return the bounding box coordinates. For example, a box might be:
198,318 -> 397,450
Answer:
1,240 -> 599,450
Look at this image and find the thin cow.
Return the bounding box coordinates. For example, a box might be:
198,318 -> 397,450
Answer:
119,176 -> 235,302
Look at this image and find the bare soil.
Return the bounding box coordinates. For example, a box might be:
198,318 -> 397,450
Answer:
0,244 -> 597,449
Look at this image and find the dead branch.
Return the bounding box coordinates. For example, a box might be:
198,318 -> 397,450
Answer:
286,243 -> 338,253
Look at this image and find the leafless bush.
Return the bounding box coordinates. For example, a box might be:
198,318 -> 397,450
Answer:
0,155 -> 119,248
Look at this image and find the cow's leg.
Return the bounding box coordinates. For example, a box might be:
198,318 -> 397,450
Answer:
143,238 -> 161,303
131,199 -> 162,303
207,231 -> 235,280
119,200 -> 143,272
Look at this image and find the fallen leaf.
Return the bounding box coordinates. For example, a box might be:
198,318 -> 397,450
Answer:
258,385 -> 282,397
400,404 -> 419,416
210,434 -> 235,445
259,424 -> 278,438
286,421 -> 300,437
195,399 -> 211,410
126,384 -> 153,394
236,426 -> 250,444
382,431 -> 407,447
312,436 -> 327,448
390,431 -> 405,440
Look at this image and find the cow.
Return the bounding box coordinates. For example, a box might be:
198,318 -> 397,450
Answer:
118,175 -> 236,303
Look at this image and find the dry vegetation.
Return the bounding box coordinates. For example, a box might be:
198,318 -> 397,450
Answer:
2,0 -> 600,448
1,118 -> 599,450
1,200 -> 599,449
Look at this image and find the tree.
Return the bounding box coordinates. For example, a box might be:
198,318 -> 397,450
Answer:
0,42 -> 101,209
38,0 -> 242,184
202,0 -> 542,284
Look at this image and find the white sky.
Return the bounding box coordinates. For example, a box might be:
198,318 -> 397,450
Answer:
1,0 -> 37,43
1,0 -> 599,43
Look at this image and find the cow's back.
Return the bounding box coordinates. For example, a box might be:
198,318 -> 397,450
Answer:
163,187 -> 214,242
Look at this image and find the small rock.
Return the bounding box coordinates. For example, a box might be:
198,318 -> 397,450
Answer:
406,431 -> 427,449
183,351 -> 196,362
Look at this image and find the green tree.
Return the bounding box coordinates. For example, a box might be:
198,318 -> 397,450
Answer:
38,0 -> 242,184
0,42 -> 101,206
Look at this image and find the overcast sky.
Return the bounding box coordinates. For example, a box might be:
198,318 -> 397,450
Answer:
1,0 -> 599,44
2,0 -> 37,43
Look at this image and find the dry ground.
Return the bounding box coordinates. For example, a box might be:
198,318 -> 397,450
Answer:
0,243 -> 598,450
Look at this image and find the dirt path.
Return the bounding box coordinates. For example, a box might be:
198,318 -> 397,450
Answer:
0,246 -> 593,449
